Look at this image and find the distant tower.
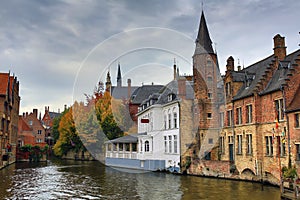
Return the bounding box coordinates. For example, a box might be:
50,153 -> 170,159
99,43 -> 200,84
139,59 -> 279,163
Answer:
173,58 -> 177,80
117,62 -> 122,87
193,10 -> 220,130
105,70 -> 112,92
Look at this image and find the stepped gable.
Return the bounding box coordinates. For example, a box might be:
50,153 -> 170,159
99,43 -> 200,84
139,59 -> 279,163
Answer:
260,49 -> 300,95
233,55 -> 275,100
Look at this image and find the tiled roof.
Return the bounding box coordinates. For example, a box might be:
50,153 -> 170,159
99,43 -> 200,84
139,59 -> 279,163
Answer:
108,134 -> 138,143
131,85 -> 164,104
111,86 -> 139,100
155,79 -> 194,105
231,71 -> 246,82
49,112 -> 61,119
18,116 -> 32,131
233,49 -> 300,101
260,50 -> 300,95
233,55 -> 275,100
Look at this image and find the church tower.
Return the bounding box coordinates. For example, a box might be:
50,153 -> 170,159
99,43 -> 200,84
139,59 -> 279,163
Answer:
193,10 -> 221,160
105,70 -> 112,92
117,62 -> 122,87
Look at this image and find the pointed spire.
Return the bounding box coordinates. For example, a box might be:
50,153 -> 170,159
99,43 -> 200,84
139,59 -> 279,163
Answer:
117,62 -> 122,87
105,69 -> 112,92
173,58 -> 177,80
106,70 -> 111,83
195,11 -> 214,54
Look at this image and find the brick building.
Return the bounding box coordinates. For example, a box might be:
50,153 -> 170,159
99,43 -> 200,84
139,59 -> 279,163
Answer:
0,72 -> 20,168
19,109 -> 47,148
219,38 -> 300,184
41,106 -> 61,146
185,10 -> 300,185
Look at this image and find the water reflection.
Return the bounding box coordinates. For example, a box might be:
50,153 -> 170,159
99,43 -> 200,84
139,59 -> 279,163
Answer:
0,159 -> 280,199
180,176 -> 280,200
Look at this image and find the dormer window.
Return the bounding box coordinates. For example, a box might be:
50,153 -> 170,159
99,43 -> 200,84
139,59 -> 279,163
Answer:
246,79 -> 251,88
168,94 -> 173,102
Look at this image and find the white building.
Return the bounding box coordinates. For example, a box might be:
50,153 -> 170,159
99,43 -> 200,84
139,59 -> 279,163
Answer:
105,78 -> 194,172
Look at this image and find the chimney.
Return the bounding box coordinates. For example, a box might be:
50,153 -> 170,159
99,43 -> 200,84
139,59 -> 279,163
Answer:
23,112 -> 25,118
26,112 -> 28,117
177,77 -> 186,99
127,79 -> 131,100
48,106 -> 49,112
64,104 -> 67,111
226,56 -> 234,72
273,34 -> 286,61
33,109 -> 38,118
45,106 -> 47,113
58,108 -> 60,113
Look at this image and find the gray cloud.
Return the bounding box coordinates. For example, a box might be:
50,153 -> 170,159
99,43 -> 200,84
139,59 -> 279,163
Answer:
0,0 -> 299,115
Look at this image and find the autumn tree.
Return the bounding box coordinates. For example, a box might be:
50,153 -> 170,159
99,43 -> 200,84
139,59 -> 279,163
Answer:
112,98 -> 134,134
53,106 -> 85,157
95,90 -> 123,140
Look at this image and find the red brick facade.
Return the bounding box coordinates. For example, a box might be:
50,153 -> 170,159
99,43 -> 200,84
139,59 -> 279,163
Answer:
0,72 -> 20,168
185,10 -> 300,185
19,109 -> 47,148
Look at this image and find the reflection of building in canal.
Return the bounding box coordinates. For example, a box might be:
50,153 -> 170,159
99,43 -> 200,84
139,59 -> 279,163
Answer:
135,172 -> 182,200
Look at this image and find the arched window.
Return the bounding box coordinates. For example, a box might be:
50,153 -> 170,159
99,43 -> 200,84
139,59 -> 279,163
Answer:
145,141 -> 150,152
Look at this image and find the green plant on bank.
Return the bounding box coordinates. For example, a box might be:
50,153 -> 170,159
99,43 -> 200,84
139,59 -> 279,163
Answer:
19,144 -> 49,162
282,166 -> 298,180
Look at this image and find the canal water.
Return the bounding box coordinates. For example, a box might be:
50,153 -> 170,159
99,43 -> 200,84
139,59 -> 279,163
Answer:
0,159 -> 280,199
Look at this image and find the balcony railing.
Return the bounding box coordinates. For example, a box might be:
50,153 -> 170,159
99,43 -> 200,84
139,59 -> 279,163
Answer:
106,151 -> 137,159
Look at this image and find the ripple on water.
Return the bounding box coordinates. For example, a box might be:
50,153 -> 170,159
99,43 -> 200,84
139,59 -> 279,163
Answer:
1,160 -> 280,200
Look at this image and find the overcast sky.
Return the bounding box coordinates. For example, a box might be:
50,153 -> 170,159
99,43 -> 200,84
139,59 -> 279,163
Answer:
0,0 -> 299,116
